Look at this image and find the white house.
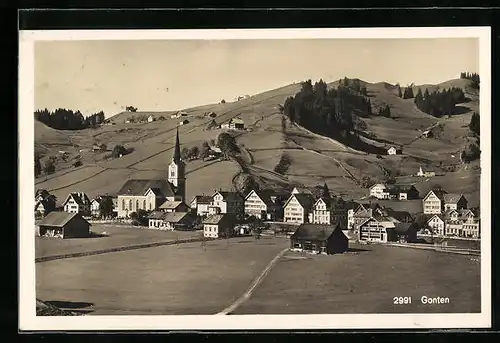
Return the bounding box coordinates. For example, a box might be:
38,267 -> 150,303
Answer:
369,183 -> 390,199
358,216 -> 396,243
244,189 -> 285,221
283,193 -> 314,224
190,195 -> 213,217
422,189 -> 446,214
426,214 -> 445,236
202,214 -> 235,238
147,115 -> 155,122
417,166 -> 436,177
443,194 -> 468,211
211,191 -> 244,214
62,192 -> 91,216
387,146 -> 398,155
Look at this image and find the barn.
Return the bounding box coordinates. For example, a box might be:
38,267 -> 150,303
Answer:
38,212 -> 91,239
290,223 -> 348,255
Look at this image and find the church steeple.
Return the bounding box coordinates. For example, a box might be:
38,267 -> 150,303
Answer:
168,126 -> 186,201
172,126 -> 181,163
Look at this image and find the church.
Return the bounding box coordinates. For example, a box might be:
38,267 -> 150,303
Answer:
116,128 -> 187,218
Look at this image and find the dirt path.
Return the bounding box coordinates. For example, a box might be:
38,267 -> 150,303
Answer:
217,248 -> 288,315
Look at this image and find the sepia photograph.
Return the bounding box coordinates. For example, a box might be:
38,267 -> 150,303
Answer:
19,27 -> 491,330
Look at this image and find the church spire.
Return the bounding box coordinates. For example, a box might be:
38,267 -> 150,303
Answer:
173,126 -> 181,163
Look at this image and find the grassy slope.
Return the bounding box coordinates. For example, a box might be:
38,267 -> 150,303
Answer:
34,78 -> 480,207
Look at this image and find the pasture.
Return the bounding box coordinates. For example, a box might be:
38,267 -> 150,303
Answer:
234,243 -> 481,314
36,236 -> 289,315
35,224 -> 201,259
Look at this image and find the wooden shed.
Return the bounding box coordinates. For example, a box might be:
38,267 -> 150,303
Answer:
38,212 -> 91,239
290,223 -> 348,255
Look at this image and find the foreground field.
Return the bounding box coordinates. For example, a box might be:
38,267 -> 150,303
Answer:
234,243 -> 481,314
35,224 -> 201,259
36,236 -> 289,315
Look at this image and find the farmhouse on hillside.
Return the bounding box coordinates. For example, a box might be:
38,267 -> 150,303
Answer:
117,128 -> 186,218
417,166 -> 436,177
62,192 -> 91,216
147,211 -> 193,231
179,119 -> 189,125
283,192 -> 315,224
388,185 -> 420,200
422,189 -> 447,214
147,115 -> 155,122
38,212 -> 91,239
202,213 -> 236,238
244,189 -> 286,221
387,146 -> 398,155
289,223 -> 348,255
369,183 -> 390,200
190,195 -> 213,217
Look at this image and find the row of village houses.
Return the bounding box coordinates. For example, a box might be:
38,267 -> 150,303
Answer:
35,184 -> 480,241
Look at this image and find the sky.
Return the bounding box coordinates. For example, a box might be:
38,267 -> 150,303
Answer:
34,38 -> 479,118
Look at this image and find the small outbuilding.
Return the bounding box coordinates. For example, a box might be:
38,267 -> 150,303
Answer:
202,213 -> 236,238
391,222 -> 419,243
290,223 -> 348,255
38,212 -> 91,239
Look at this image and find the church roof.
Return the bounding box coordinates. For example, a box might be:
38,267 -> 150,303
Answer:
118,179 -> 176,197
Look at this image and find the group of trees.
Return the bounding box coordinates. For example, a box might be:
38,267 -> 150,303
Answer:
111,144 -> 134,158
460,72 -> 480,89
35,108 -> 106,130
35,154 -> 57,177
281,79 -> 372,140
181,141 -> 214,161
273,153 -> 291,174
217,132 -> 240,159
125,106 -> 138,112
402,84 -> 415,99
414,87 -> 466,117
377,104 -> 392,118
469,112 -> 480,136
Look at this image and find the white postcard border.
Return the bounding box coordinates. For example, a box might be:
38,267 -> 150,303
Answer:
19,27 -> 491,331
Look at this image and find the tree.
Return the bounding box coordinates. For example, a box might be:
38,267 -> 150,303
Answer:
220,99 -> 226,104
209,139 -> 216,146
135,209 -> 149,226
126,106 -> 138,112
99,197 -> 114,218
321,183 -> 330,198
199,143 -> 210,159
181,147 -> 191,160
73,160 -> 82,167
469,112 -> 480,136
99,143 -> 107,151
35,156 -> 41,177
396,83 -> 402,98
217,132 -> 239,159
112,145 -> 128,158
43,160 -> 55,175
207,119 -> 217,130
191,146 -> 200,159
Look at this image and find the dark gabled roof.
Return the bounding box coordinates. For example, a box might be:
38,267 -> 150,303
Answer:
292,193 -> 315,209
163,212 -> 190,223
392,222 -> 418,234
202,213 -> 234,225
383,209 -> 412,221
250,189 -> 288,206
192,195 -> 213,204
38,212 -> 90,227
426,214 -> 445,224
443,193 -> 466,204
63,192 -> 90,206
426,189 -> 448,201
159,200 -> 185,210
291,223 -> 344,241
214,191 -> 243,202
148,211 -> 166,220
117,179 -> 176,197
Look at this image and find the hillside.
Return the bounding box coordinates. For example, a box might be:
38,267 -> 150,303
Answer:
34,77 -> 480,208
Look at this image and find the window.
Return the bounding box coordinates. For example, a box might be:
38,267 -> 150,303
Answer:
143,200 -> 146,209
170,170 -> 175,177
122,199 -> 126,209
136,200 -> 139,209
129,199 -> 132,209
